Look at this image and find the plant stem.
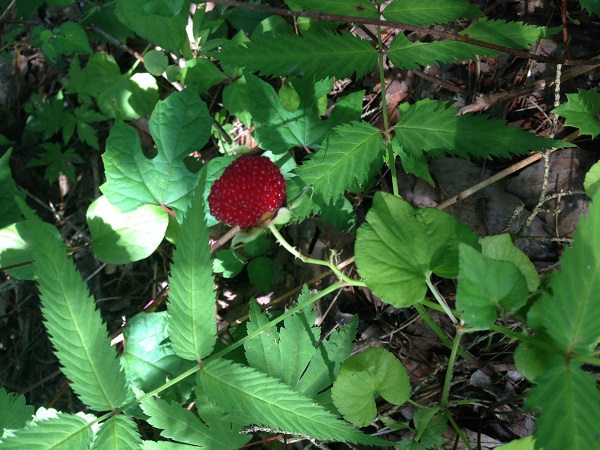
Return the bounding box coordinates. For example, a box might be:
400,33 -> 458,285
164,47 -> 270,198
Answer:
375,10 -> 399,197
441,325 -> 463,407
444,410 -> 474,450
426,276 -> 458,324
268,223 -> 366,287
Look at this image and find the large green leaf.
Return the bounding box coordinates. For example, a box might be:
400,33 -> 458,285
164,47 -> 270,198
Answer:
332,347 -> 411,427
0,149 -> 25,229
218,30 -> 377,80
91,415 -> 142,450
19,200 -> 128,411
579,0 -> 600,15
87,195 -> 169,264
355,192 -> 479,307
526,363 -> 600,450
294,121 -> 386,207
247,74 -> 363,153
382,0 -> 482,26
456,244 -> 529,328
0,413 -> 92,449
387,33 -> 500,70
167,175 -> 216,361
394,100 -> 574,159
101,89 -> 211,216
141,396 -> 250,449
552,89 -> 600,139
198,357 -> 392,445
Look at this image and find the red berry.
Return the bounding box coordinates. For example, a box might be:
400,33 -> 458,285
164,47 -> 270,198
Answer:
208,154 -> 286,228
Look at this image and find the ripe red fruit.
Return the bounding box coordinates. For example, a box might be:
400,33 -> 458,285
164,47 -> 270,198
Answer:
208,154 -> 286,228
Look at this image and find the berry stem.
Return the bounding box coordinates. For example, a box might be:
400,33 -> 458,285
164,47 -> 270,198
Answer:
268,223 -> 366,287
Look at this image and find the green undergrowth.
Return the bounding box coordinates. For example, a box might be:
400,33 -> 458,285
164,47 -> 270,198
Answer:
1,0 -> 599,448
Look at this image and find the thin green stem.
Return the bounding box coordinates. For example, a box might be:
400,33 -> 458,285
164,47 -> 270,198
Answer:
376,11 -> 399,197
441,326 -> 463,407
426,276 -> 458,324
268,223 -> 366,287
444,410 -> 474,450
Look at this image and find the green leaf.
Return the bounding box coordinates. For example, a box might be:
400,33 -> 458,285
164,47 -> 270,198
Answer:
244,288 -> 357,397
284,0 -> 379,19
387,33 -> 500,70
66,53 -> 158,120
332,347 -> 411,427
0,388 -> 34,432
247,74 -> 363,153
495,436 -> 535,450
180,58 -> 227,93
86,195 -> 169,264
198,357 -> 392,445
0,149 -> 25,229
394,100 -> 574,163
27,143 -> 82,183
24,93 -> 66,141
121,312 -> 195,407
527,191 -> 600,355
456,244 -> 529,328
393,140 -> 435,186
514,338 -> 563,382
140,396 -> 251,449
552,89 -> 600,139
167,176 -> 217,361
116,0 -> 188,54
247,257 -> 274,292
19,200 -> 128,411
142,0 -> 185,17
53,21 -> 93,56
101,89 -> 211,216
0,413 -> 92,449
294,121 -> 385,208
219,30 -> 377,80
144,50 -> 169,76
212,249 -> 246,278
0,221 -> 61,280
480,234 -> 539,291
222,76 -> 251,127
584,160 -> 600,198
459,19 -> 561,49
526,363 -> 600,450
383,0 -> 482,26
91,415 -> 142,450
579,0 -> 600,15
355,192 -> 480,307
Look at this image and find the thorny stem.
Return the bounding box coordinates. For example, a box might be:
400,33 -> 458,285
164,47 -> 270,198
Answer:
268,223 -> 366,287
375,6 -> 399,197
208,0 -> 599,66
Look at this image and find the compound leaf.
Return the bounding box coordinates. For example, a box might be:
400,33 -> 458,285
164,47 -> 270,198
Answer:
383,0 -> 482,26
459,19 -> 561,49
552,89 -> 600,139
394,100 -> 574,163
332,347 -> 410,427
355,192 -> 479,307
92,415 -> 142,450
167,175 -> 217,361
101,89 -> 211,216
198,357 -> 392,445
388,33 -> 500,70
219,30 -> 377,80
526,363 -> 600,450
18,199 -> 128,411
284,0 -> 379,19
141,396 -> 250,449
0,413 -> 92,449
294,121 -> 385,207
